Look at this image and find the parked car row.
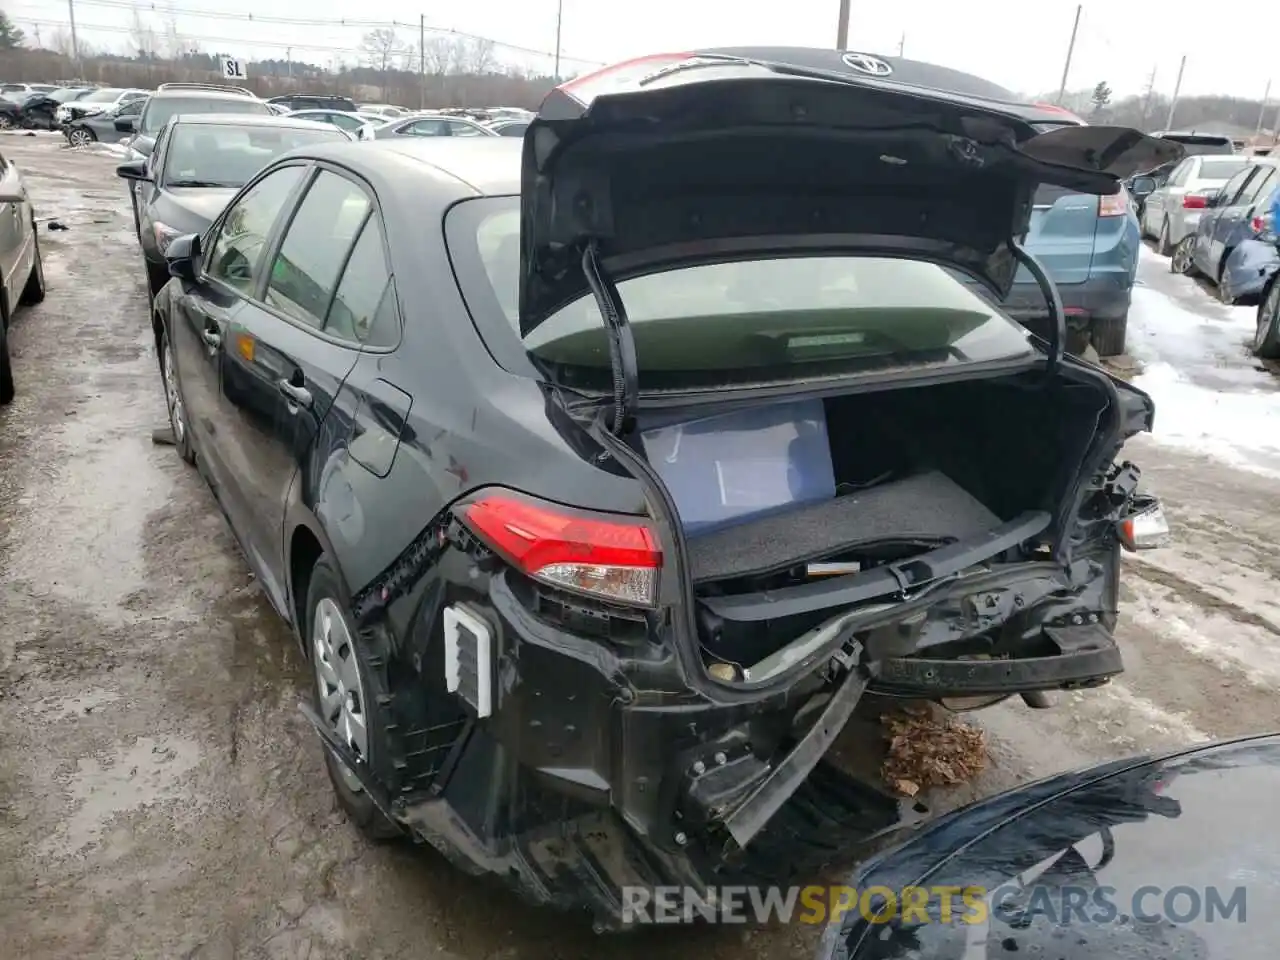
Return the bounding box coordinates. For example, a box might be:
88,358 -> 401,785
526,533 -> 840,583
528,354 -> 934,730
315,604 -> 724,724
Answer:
114,47 -> 1172,930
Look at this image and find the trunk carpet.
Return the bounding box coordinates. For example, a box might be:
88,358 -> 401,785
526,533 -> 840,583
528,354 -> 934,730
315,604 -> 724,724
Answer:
688,470 -> 1001,583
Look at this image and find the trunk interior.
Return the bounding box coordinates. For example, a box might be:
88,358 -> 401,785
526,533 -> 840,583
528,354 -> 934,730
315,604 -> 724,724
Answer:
637,370 -> 1115,669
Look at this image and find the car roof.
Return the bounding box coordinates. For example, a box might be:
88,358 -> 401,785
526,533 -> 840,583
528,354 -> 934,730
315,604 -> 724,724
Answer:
152,87 -> 258,101
282,137 -> 521,201
172,113 -> 336,131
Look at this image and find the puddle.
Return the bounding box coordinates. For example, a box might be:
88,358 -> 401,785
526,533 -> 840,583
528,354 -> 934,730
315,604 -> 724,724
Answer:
6,424 -> 174,623
41,734 -> 203,858
34,688 -> 122,719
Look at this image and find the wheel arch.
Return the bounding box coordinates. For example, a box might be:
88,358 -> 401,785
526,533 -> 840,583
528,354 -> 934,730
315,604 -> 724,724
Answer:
284,495 -> 348,657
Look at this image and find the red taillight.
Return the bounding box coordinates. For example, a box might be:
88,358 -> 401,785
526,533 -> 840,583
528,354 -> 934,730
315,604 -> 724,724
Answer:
1099,191 -> 1129,217
461,492 -> 661,606
1252,215 -> 1266,234
1183,194 -> 1207,209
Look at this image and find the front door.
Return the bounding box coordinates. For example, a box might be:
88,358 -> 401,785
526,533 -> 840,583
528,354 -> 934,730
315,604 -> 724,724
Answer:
173,163 -> 309,575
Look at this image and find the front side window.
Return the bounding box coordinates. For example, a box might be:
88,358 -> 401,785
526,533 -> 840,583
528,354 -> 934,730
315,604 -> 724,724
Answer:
206,166 -> 306,294
446,120 -> 486,137
162,122 -> 348,189
264,171 -> 371,329
448,198 -> 1037,389
404,119 -> 447,137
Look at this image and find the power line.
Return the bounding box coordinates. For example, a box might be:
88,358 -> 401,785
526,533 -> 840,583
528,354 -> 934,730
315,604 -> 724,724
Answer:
13,0 -> 605,65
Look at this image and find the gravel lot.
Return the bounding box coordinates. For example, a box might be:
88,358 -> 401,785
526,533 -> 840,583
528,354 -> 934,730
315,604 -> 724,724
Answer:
2,133 -> 1279,960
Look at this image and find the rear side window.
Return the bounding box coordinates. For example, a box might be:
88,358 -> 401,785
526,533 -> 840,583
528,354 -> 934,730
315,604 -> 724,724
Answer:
1197,158 -> 1249,181
403,119 -> 447,136
1253,169 -> 1280,210
1219,168 -> 1255,205
1240,168 -> 1276,207
206,166 -> 305,294
327,214 -> 399,346
265,171 -> 371,329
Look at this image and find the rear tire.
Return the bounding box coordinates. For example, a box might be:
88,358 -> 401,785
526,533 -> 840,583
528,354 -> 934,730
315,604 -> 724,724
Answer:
1157,219 -> 1174,256
0,326 -> 13,405
1092,313 -> 1129,358
67,127 -> 96,148
19,225 -> 44,306
305,556 -> 403,843
1254,281 -> 1280,360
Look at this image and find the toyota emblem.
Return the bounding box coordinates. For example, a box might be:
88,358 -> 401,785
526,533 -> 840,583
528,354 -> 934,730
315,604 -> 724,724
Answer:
841,53 -> 893,77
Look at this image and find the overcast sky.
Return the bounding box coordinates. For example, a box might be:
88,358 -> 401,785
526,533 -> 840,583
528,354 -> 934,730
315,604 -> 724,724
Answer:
8,0 -> 1278,101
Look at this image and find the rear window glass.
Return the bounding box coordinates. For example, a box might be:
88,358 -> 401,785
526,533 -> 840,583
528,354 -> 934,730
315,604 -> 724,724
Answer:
1197,158 -> 1250,180
141,96 -> 270,133
448,198 -> 1037,389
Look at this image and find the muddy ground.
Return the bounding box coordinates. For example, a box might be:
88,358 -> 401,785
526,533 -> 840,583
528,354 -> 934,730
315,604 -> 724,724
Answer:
2,135 -> 1279,960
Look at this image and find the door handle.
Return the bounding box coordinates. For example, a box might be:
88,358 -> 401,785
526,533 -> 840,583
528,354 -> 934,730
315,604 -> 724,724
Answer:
200,329 -> 221,349
277,379 -> 313,410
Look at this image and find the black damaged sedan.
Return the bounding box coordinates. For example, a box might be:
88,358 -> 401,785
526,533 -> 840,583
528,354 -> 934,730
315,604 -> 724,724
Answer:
147,49 -> 1178,927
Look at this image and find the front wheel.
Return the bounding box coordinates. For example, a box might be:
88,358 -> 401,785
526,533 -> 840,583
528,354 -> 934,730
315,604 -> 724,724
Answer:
158,325 -> 195,464
306,557 -> 403,842
67,126 -> 96,148
1254,282 -> 1280,360
1170,236 -> 1197,275
19,224 -> 44,306
0,114 -> 13,131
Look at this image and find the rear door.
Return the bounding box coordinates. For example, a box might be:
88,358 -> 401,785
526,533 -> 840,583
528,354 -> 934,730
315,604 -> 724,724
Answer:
1205,166 -> 1270,273
219,166 -> 372,600
1193,166 -> 1253,271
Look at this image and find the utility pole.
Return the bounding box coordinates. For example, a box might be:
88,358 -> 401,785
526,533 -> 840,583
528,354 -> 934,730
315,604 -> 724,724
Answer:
1164,55 -> 1186,130
836,0 -> 851,49
67,0 -> 81,72
1055,4 -> 1081,105
1256,79 -> 1272,136
553,0 -> 563,81
419,14 -> 426,110
286,47 -> 292,79
1137,64 -> 1157,130
897,32 -> 905,57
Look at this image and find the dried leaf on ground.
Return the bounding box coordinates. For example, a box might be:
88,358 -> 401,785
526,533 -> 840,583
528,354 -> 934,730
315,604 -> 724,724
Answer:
880,706 -> 988,793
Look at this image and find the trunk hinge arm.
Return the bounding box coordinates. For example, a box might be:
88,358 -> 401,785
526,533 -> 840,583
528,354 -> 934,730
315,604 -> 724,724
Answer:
581,240 -> 638,436
1010,239 -> 1065,376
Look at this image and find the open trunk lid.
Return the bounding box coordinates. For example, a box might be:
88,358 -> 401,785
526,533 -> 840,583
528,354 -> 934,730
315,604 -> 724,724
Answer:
517,52 -> 1181,334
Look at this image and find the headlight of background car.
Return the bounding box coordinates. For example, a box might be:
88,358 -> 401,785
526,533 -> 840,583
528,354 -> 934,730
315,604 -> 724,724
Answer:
152,222 -> 182,255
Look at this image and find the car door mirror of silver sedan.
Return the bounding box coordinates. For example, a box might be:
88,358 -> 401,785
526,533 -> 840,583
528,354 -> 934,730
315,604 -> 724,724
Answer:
115,159 -> 152,183
0,181 -> 23,203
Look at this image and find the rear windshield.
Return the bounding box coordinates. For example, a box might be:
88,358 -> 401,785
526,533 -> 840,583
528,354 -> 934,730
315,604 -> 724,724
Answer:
1161,135 -> 1234,155
1197,158 -> 1250,180
448,198 -> 1037,389
79,88 -> 124,103
141,95 -> 270,134
162,122 -> 349,188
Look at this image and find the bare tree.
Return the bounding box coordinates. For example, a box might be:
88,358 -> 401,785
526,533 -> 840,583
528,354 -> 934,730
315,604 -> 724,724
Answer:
130,9 -> 157,60
422,35 -> 461,76
459,37 -> 496,75
48,25 -> 75,58
158,4 -> 183,60
360,28 -> 406,96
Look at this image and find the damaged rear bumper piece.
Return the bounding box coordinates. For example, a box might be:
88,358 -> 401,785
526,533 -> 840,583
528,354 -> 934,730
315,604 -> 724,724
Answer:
301,515 -> 1126,930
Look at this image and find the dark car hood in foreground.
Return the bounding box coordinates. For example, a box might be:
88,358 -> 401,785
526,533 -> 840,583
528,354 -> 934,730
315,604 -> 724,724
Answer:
517,52 -> 1181,334
817,733 -> 1280,960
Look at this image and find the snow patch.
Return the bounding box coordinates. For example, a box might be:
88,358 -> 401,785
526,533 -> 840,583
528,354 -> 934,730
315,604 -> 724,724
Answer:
1125,253 -> 1280,477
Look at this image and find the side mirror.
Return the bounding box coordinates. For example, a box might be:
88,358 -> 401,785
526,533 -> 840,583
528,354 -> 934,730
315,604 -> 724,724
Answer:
1128,176 -> 1157,198
115,159 -> 151,182
166,233 -> 201,281
0,183 -> 24,203
114,115 -> 136,133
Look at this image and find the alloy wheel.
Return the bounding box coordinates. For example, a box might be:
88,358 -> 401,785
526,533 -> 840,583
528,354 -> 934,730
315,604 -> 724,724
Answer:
68,128 -> 93,148
161,333 -> 187,447
1171,237 -> 1194,274
0,115 -> 11,130
1256,284 -> 1280,351
312,597 -> 368,794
